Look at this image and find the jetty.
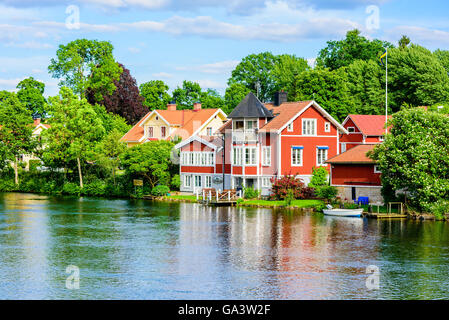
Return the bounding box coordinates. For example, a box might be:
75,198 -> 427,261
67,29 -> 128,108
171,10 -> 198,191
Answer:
363,202 -> 408,219
197,188 -> 242,206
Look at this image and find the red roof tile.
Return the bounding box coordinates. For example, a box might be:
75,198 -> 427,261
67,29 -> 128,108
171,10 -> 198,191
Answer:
348,115 -> 391,136
327,144 -> 377,164
259,101 -> 312,132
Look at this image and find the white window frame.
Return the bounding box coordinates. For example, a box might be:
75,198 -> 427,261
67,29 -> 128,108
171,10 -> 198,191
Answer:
262,146 -> 271,166
317,147 -> 328,166
194,175 -> 202,188
184,175 -> 192,188
287,122 -> 294,132
245,147 -> 257,166
374,165 -> 381,173
341,143 -> 347,153
205,176 -> 212,188
379,136 -> 385,142
347,127 -> 356,133
291,147 -> 303,167
262,177 -> 272,188
325,122 -> 331,133
232,147 -> 243,166
206,127 -> 212,136
302,119 -> 317,136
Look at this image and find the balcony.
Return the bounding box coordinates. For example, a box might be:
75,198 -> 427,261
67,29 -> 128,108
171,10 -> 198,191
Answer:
232,130 -> 258,143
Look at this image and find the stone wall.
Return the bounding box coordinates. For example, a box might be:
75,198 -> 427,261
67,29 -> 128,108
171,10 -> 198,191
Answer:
336,186 -> 383,204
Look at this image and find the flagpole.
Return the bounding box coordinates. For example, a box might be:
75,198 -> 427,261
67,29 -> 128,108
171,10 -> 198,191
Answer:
385,48 -> 388,136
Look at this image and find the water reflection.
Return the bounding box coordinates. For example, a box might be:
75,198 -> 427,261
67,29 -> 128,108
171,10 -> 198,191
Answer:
0,193 -> 448,299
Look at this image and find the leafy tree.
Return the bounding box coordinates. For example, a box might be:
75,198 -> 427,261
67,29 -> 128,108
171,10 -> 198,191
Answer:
42,87 -> 105,188
16,77 -> 47,117
0,91 -> 13,102
139,80 -> 171,110
0,94 -> 36,185
434,49 -> 449,75
87,63 -> 147,125
317,29 -> 393,70
346,59 -> 387,115
370,108 -> 449,215
120,140 -> 175,189
96,129 -> 127,186
388,45 -> 449,111
309,167 -> 329,188
224,83 -> 250,114
294,67 -> 356,121
48,39 -> 122,99
398,35 -> 411,49
172,80 -> 202,110
200,89 -> 225,110
228,52 -> 279,102
272,54 -> 309,98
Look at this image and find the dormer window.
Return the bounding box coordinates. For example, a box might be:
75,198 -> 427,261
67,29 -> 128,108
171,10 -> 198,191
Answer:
347,127 -> 355,133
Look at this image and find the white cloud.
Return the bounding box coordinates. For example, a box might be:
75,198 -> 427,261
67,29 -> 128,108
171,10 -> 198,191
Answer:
387,26 -> 449,46
6,41 -> 53,49
176,60 -> 239,74
151,72 -> 173,79
128,47 -> 141,53
194,79 -> 225,89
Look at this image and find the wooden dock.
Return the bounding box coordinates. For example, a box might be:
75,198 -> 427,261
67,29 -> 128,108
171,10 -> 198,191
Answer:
197,189 -> 242,206
364,212 -> 408,219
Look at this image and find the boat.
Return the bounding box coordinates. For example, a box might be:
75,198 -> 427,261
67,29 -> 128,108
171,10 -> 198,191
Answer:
322,206 -> 364,217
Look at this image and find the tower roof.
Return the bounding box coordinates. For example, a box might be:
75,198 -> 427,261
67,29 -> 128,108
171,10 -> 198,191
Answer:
228,92 -> 273,118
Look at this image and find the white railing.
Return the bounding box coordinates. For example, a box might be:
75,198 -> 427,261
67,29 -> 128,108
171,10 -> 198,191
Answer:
232,130 -> 258,143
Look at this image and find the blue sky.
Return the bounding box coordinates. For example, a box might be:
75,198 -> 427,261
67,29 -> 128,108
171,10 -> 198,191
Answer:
1,0 -> 448,97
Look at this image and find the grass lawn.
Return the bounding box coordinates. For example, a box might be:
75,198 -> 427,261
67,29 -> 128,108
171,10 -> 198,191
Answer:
240,199 -> 323,208
164,194 -> 197,202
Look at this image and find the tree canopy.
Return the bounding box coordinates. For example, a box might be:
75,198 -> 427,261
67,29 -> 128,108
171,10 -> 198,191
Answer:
16,77 -> 47,117
139,80 -> 171,110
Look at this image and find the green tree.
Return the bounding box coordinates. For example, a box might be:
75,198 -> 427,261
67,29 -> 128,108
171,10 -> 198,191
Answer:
434,49 -> 449,75
398,35 -> 411,49
96,129 -> 127,186
0,91 -> 13,102
200,88 -> 225,110
16,77 -> 47,116
294,67 -> 356,121
140,80 -> 171,110
272,54 -> 309,98
346,59 -> 387,115
317,29 -> 393,70
172,80 -> 202,109
120,140 -> 175,189
370,108 -> 449,214
388,45 -> 449,111
42,87 -> 105,188
224,83 -> 250,114
48,39 -> 122,99
228,52 -> 279,102
0,94 -> 36,185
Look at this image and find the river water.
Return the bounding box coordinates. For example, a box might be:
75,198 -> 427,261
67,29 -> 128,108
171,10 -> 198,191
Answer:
0,192 -> 448,300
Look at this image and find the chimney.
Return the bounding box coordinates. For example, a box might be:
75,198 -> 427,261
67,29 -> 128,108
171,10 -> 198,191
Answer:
274,91 -> 288,106
33,118 -> 41,126
167,103 -> 177,111
193,102 -> 202,111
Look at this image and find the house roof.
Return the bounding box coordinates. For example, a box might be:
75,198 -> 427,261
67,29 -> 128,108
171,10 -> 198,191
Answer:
346,115 -> 391,136
326,144 -> 377,164
228,92 -> 273,119
259,100 -> 348,134
121,108 -> 225,142
175,135 -> 222,150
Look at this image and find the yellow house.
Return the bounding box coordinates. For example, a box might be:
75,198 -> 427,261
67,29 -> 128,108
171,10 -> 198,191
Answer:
120,103 -> 227,147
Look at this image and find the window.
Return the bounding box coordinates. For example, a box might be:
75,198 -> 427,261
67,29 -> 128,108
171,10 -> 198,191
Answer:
347,127 -> 355,133
317,147 -> 328,166
194,175 -> 202,188
182,152 -> 214,166
234,120 -> 244,130
205,176 -> 212,188
374,165 -> 381,173
209,153 -> 214,166
379,136 -> 385,142
262,177 -> 272,188
287,122 -> 294,132
246,120 -> 257,130
232,147 -> 243,165
341,143 -> 347,153
245,147 -> 257,166
201,153 -> 207,166
325,122 -> 331,133
194,153 -> 201,166
184,175 -> 192,188
302,119 -> 317,136
147,126 -> 154,138
207,127 -> 212,136
291,147 -> 303,166
161,126 -> 166,138
262,146 -> 271,166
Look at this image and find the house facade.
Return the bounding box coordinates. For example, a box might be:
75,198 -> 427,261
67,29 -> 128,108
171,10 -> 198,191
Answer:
175,92 -> 348,195
120,103 -> 227,147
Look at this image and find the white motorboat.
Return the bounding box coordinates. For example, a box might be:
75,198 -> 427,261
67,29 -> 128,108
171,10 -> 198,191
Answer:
322,206 -> 364,217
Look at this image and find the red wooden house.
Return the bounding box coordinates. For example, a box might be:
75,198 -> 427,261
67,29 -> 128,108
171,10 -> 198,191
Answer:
175,92 -> 347,195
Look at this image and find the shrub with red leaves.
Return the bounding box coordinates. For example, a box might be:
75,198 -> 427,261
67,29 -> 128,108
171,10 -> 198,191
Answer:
270,175 -> 304,200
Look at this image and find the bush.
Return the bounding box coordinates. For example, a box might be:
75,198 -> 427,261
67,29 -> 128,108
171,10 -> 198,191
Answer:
151,185 -> 170,197
309,167 -> 329,188
171,174 -> 181,190
28,160 -> 42,172
82,180 -> 107,197
62,183 -> 81,196
244,187 -> 260,199
270,175 -> 304,200
284,189 -> 295,206
316,186 -> 338,200
425,200 -> 449,220
300,187 -> 316,199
